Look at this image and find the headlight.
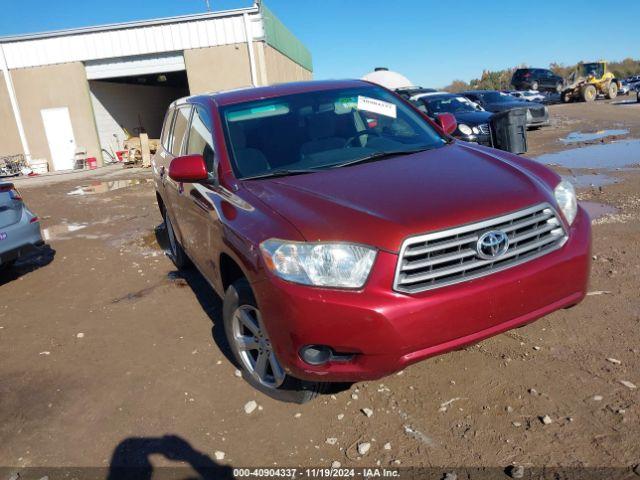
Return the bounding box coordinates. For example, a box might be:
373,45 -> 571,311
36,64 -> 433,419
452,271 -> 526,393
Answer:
472,126 -> 479,134
458,124 -> 473,135
260,239 -> 377,288
554,180 -> 577,225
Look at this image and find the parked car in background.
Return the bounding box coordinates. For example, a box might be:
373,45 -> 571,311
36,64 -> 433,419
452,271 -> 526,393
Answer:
508,90 -> 546,103
410,92 -> 492,146
153,79 -> 591,403
618,81 -> 631,96
461,90 -> 549,128
394,86 -> 438,100
511,68 -> 564,93
0,182 -> 43,269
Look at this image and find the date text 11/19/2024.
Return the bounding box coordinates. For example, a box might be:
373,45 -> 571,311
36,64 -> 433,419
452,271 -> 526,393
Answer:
233,467 -> 401,478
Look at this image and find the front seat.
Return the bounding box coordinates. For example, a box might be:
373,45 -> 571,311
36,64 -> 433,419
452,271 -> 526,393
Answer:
300,113 -> 345,158
228,124 -> 270,177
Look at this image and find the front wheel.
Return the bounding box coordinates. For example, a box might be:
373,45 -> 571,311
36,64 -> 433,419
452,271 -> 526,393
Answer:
581,84 -> 597,102
223,278 -> 323,403
605,82 -> 618,99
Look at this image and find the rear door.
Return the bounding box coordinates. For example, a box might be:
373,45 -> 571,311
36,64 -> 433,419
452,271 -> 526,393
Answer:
164,105 -> 193,248
539,70 -> 554,90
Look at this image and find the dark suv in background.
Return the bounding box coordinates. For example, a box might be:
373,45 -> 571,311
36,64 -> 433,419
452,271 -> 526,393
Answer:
512,68 -> 564,93
461,90 -> 549,128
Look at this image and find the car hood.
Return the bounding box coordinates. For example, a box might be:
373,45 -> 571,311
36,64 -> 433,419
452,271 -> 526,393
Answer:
243,143 -> 554,253
452,110 -> 493,125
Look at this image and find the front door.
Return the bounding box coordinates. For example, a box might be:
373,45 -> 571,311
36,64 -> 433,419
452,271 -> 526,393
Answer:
41,107 -> 77,171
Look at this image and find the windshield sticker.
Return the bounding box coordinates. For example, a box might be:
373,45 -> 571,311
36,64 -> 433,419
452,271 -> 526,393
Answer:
357,96 -> 397,119
335,97 -> 358,114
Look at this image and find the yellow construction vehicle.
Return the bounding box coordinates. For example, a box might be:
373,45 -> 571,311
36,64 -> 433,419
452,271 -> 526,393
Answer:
561,61 -> 622,103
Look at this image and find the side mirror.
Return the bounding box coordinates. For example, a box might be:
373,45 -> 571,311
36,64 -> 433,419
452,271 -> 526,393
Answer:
436,113 -> 457,135
169,154 -> 208,183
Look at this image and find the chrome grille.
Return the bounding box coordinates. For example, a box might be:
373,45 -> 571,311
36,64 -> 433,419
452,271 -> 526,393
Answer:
478,123 -> 490,135
394,204 -> 567,294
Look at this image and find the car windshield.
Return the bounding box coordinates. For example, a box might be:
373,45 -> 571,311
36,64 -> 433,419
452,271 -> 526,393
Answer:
220,86 -> 447,179
423,96 -> 478,113
482,91 -> 515,103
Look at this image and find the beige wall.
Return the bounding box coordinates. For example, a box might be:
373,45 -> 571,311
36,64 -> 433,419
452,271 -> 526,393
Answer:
184,42 -> 312,94
185,44 -> 253,95
259,43 -> 313,85
0,76 -> 23,157
11,62 -> 101,169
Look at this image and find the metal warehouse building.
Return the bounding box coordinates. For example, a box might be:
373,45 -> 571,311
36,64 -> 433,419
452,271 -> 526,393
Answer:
0,3 -> 312,171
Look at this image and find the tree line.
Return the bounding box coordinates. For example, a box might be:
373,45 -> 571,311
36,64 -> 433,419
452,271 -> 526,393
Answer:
442,58 -> 640,92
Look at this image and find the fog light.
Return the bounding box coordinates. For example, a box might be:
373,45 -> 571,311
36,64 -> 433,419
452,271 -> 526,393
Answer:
300,345 -> 332,366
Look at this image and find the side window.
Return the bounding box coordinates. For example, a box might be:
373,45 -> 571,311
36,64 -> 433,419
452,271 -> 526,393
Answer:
160,109 -> 176,150
186,106 -> 215,172
170,107 -> 192,156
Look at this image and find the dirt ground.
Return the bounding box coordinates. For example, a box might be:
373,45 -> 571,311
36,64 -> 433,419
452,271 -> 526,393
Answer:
1,98 -> 639,479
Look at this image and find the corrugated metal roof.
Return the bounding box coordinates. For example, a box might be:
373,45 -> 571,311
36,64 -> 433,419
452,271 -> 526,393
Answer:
0,9 -> 262,70
0,6 -> 258,42
0,3 -> 312,73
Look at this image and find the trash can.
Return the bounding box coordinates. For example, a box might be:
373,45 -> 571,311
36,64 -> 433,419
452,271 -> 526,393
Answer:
490,108 -> 528,154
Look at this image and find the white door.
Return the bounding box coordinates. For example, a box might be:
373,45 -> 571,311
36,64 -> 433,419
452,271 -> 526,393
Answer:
41,107 -> 76,171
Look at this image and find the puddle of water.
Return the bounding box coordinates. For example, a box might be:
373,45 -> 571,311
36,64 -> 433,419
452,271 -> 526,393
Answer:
563,173 -> 618,189
68,178 -> 152,196
42,223 -> 87,241
560,129 -> 629,144
536,140 -> 640,169
580,201 -> 619,220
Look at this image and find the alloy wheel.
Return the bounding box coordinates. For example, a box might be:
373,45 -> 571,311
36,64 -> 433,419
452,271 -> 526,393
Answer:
231,305 -> 285,389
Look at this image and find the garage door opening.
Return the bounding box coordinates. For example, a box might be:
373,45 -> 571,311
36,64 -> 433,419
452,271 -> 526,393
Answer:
89,70 -> 189,164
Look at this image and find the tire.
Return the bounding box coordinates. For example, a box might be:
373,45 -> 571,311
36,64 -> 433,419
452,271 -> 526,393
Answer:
164,209 -> 190,269
531,81 -> 539,91
605,81 -> 618,100
561,91 -> 573,103
581,84 -> 597,102
223,278 -> 324,404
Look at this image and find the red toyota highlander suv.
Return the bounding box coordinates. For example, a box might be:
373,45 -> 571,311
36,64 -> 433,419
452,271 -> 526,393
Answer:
153,80 -> 591,403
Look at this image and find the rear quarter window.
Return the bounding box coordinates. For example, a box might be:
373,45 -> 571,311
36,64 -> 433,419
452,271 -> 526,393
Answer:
160,109 -> 175,150
170,107 -> 192,156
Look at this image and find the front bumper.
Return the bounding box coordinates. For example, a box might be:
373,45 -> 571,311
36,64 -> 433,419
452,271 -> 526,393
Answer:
456,132 -> 492,147
253,207 -> 591,382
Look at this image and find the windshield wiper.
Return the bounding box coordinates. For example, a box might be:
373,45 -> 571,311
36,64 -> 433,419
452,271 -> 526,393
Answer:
330,147 -> 438,169
242,168 -> 321,180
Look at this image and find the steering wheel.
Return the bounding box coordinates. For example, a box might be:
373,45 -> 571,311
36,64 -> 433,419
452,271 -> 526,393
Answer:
344,130 -> 382,148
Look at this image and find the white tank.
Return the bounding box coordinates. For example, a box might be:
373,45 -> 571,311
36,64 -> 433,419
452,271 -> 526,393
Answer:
362,68 -> 413,90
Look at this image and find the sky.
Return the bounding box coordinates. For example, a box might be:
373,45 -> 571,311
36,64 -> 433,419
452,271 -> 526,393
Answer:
0,0 -> 638,88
